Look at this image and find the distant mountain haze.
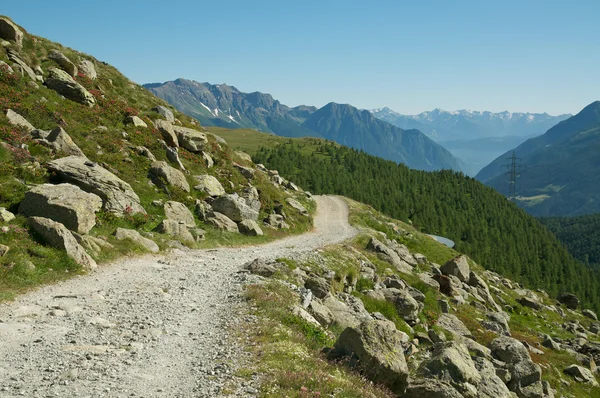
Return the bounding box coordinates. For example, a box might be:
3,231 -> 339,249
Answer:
145,79 -> 462,172
476,101 -> 600,216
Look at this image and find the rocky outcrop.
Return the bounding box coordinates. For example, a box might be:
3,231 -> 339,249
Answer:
36,126 -> 85,157
149,161 -> 190,192
28,216 -> 96,270
113,228 -> 159,253
172,126 -> 208,152
44,67 -> 96,107
6,109 -> 35,133
153,105 -> 174,122
206,212 -> 239,232
212,194 -> 259,222
329,319 -> 409,395
164,201 -> 195,227
193,175 -> 225,197
440,255 -> 470,282
48,156 -> 146,215
0,17 -> 23,46
48,50 -> 77,77
155,120 -> 178,147
19,183 -> 102,234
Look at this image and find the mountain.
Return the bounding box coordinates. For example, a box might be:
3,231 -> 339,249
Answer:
371,107 -> 570,175
145,80 -> 462,172
476,101 -> 600,216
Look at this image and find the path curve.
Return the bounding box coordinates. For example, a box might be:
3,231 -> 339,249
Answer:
0,195 -> 356,398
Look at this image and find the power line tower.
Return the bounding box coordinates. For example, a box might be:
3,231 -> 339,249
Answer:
502,151 -> 521,200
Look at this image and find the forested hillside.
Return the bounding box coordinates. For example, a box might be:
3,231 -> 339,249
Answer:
253,140 -> 600,310
541,214 -> 600,268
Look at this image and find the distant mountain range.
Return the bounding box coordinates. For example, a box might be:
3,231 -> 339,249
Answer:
144,79 -> 462,172
476,101 -> 600,216
370,107 -> 570,174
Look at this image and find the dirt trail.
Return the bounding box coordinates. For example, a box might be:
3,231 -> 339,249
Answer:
0,195 -> 357,398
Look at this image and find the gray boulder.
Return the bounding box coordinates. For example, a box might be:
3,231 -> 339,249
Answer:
286,197 -> 308,215
244,258 -> 279,277
368,288 -> 420,322
305,276 -> 331,299
6,109 -> 35,133
481,312 -> 511,336
541,335 -> 561,350
206,211 -> 239,232
0,17 -> 23,46
490,336 -> 542,395
564,364 -> 598,386
238,219 -> 263,236
212,194 -> 259,222
419,341 -> 481,387
153,105 -> 175,122
557,292 -> 579,309
135,146 -> 156,161
265,213 -> 290,229
473,357 -> 514,398
518,295 -> 543,310
19,183 -> 102,234
0,60 -> 14,73
404,379 -> 464,398
193,175 -> 225,197
44,67 -> 95,107
583,309 -> 598,321
155,120 -> 178,147
114,228 -> 159,253
235,151 -> 253,163
234,163 -> 255,180
436,314 -> 472,338
367,237 -> 412,273
164,201 -> 195,227
440,255 -> 470,282
329,319 -> 409,395
0,207 -> 15,222
73,233 -> 113,257
165,146 -> 185,170
48,156 -> 146,215
172,126 -> 208,152
201,151 -> 214,168
155,219 -> 195,243
6,48 -> 40,82
28,216 -> 96,270
322,294 -> 371,330
78,59 -> 97,80
309,298 -> 334,326
36,126 -> 85,157
126,115 -> 147,128
241,186 -> 261,212
48,50 -> 77,77
149,161 -> 190,192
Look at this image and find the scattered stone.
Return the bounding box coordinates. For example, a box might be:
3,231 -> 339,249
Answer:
153,105 -> 175,122
305,276 -> 331,299
28,216 -> 96,269
436,314 -> 472,338
238,219 -> 263,236
164,201 -> 195,227
135,146 -> 156,161
368,288 -> 420,322
583,309 -> 598,321
155,219 -> 195,243
201,151 -> 214,168
44,67 -> 95,106
367,237 -> 412,273
440,255 -> 470,282
212,194 -> 258,222
0,17 -> 23,46
6,109 -> 35,132
126,115 -> 147,128
19,183 -> 103,234
557,293 -> 579,310
286,198 -> 308,216
541,335 -> 561,350
206,212 -> 239,232
36,126 -> 85,157
490,336 -> 542,394
0,244 -> 9,257
7,48 -> 39,82
234,151 -> 253,163
244,258 -> 278,277
419,341 -> 481,387
433,274 -> 460,297
265,213 -> 290,229
173,126 -> 208,152
194,175 -> 225,197
309,298 -> 334,326
78,59 -> 97,79
114,228 -> 159,253
155,120 -> 178,147
149,161 -> 190,192
48,50 -> 77,77
564,364 -> 598,386
233,163 -> 255,180
518,295 -> 543,310
0,207 -> 15,222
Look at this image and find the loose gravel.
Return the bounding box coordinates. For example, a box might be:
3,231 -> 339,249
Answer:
0,195 -> 357,398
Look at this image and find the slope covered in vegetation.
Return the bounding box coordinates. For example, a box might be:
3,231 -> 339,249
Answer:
540,214 -> 600,269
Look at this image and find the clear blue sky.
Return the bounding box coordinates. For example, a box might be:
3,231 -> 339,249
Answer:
2,0 -> 598,115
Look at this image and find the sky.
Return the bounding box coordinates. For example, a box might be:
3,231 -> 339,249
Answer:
2,0 -> 599,115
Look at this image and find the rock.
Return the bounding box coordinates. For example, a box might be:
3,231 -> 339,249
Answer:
329,319 -> 409,395
292,306 -> 321,328
541,335 -> 561,350
428,328 -> 447,344
482,312 -> 511,336
135,146 -> 156,161
440,255 -> 470,282
48,50 -> 77,77
473,357 -> 514,398
172,126 -> 208,152
153,105 -> 175,122
164,201 -> 195,227
322,294 -> 371,330
155,219 -> 195,243
114,228 -> 159,253
419,341 -> 482,387
460,336 -> 492,359
36,126 -> 85,157
235,151 -> 253,163
73,233 -> 113,256
19,183 -> 102,234
309,298 -> 334,326
212,194 -> 258,222
404,379 -> 464,398
193,175 -> 225,196
28,216 -> 96,270
382,276 -> 406,290
583,309 -> 598,321
368,288 -> 420,322
165,146 -> 185,170
367,237 -> 412,273
518,295 -> 543,310
286,198 -> 308,215
265,213 -> 290,229
244,258 -> 278,277
155,120 -> 178,147
564,364 -> 598,386
44,67 -> 95,106
557,293 -> 579,310
418,273 -> 441,290
436,314 -> 472,338
6,109 -> 35,132
238,219 -> 263,236
78,59 -> 97,79
0,17 -> 23,46
6,48 -> 40,82
149,161 -> 190,192
0,207 -> 15,222
206,211 -> 239,232
0,60 -> 13,73
126,115 -> 147,128
48,156 -> 146,215
490,336 -> 542,394
201,151 -> 214,168
241,186 -> 261,212
305,276 -> 331,299
433,274 -> 460,297
0,244 -> 9,256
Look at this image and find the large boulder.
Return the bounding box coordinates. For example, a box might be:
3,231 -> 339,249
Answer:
0,17 -> 23,46
114,228 -> 159,253
367,237 -> 412,273
155,120 -> 178,147
404,379 -> 464,398
557,293 -> 579,310
368,288 -> 420,322
305,276 -> 331,299
322,294 -> 371,330
212,194 -> 259,222
241,186 -> 261,212
44,67 -> 96,107
149,161 -> 190,192
436,314 -> 472,338
440,255 -> 470,282
6,48 -> 40,82
473,357 -> 514,398
481,312 -> 511,336
193,175 -> 225,197
155,219 -> 195,243
19,183 -> 102,234
78,59 -> 97,80
6,109 -> 35,133
153,105 -> 175,122
564,364 -> 599,386
164,201 -> 195,227
206,211 -> 239,232
419,341 -> 481,388
36,126 -> 85,157
172,126 -> 208,152
490,336 -> 543,395
28,216 -> 96,270
48,156 -> 146,215
329,319 -> 409,395
48,50 -> 77,77
238,219 -> 263,236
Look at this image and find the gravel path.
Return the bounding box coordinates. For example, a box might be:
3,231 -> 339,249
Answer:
0,195 -> 357,398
